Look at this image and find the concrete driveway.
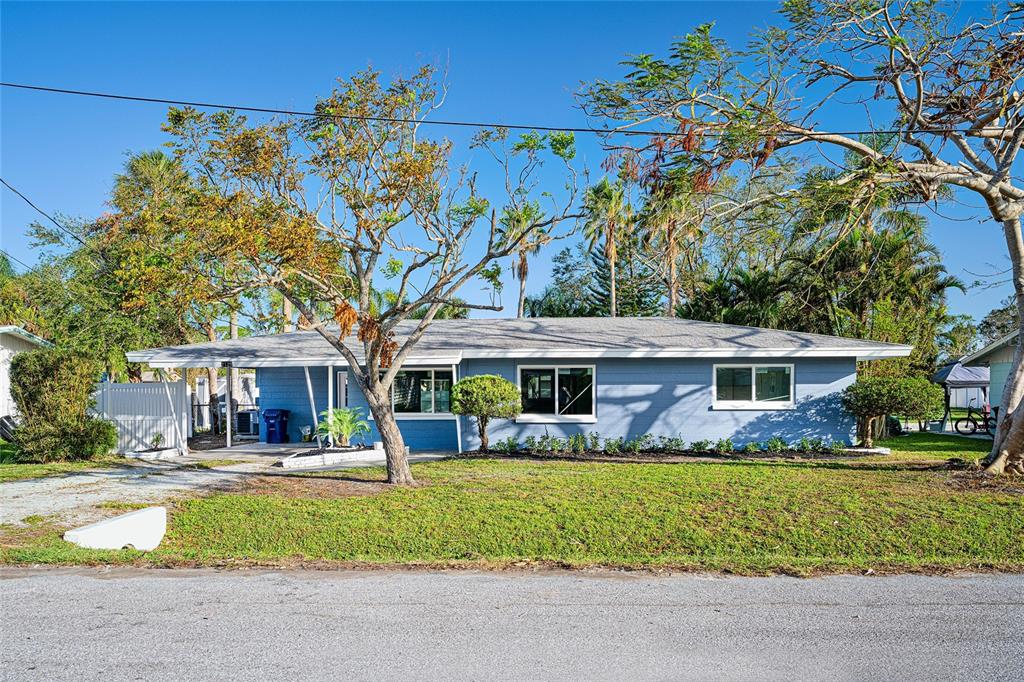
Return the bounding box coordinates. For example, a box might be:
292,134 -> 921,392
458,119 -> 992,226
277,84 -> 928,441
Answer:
1,569 -> 1021,681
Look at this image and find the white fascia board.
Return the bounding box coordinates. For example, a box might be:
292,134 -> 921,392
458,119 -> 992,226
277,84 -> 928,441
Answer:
460,347 -> 913,360
135,354 -> 464,368
961,330 -> 1018,366
0,326 -> 52,348
131,346 -> 911,367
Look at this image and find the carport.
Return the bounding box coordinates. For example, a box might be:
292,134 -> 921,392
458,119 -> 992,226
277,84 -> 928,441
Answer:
931,361 -> 990,429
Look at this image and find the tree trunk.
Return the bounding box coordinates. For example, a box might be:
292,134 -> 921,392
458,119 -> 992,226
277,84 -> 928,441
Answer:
364,381 -> 415,485
478,415 -> 490,451
667,251 -> 678,317
609,249 -> 617,318
229,308 -> 240,430
205,320 -> 221,433
283,297 -> 294,332
987,217 -> 1024,475
517,254 -> 527,318
860,416 -> 875,449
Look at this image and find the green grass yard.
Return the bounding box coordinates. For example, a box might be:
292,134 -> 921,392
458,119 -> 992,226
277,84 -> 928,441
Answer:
1,432 -> 1021,574
0,440 -> 128,483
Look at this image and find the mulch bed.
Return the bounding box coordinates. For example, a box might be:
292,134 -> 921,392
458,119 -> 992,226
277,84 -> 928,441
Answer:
456,449 -> 876,465
228,475 -> 389,499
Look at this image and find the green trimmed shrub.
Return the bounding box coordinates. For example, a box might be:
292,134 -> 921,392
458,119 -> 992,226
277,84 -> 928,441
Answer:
842,376 -> 943,447
451,374 -> 522,451
763,436 -> 787,454
713,438 -> 734,454
10,349 -> 117,462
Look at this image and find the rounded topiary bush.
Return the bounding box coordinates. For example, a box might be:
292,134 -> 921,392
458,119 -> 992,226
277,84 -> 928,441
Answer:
842,375 -> 942,447
451,374 -> 521,451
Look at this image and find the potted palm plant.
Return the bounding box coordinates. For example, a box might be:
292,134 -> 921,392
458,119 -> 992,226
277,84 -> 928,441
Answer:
316,407 -> 371,448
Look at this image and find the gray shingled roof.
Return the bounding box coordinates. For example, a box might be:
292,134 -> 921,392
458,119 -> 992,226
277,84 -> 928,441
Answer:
127,317 -> 912,367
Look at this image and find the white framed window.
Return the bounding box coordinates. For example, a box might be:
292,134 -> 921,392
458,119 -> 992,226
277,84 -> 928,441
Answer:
712,364 -> 794,410
517,365 -> 596,423
390,368 -> 453,416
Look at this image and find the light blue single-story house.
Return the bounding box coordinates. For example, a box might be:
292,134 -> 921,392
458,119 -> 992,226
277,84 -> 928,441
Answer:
127,317 -> 911,451
962,331 -> 1018,411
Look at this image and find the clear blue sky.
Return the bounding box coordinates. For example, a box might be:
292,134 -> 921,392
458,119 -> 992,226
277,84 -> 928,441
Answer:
0,1 -> 1010,321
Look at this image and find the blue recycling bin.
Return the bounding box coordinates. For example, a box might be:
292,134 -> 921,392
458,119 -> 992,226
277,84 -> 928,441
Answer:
262,409 -> 290,444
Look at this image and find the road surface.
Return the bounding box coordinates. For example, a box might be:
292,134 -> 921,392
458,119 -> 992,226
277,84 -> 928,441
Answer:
1,569 -> 1021,681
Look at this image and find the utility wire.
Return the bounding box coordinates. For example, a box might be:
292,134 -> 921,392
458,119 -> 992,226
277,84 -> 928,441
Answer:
0,81 -> 986,138
0,176 -> 86,246
0,247 -> 33,272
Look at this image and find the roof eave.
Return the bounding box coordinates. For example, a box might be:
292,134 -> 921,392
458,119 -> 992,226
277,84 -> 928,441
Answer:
0,326 -> 52,348
129,345 -> 912,368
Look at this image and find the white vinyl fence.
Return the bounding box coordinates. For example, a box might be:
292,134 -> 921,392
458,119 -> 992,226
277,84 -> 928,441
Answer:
93,381 -> 190,454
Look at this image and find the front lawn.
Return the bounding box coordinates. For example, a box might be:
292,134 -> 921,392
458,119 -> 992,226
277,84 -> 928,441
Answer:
2,433 -> 1020,574
0,440 -> 128,483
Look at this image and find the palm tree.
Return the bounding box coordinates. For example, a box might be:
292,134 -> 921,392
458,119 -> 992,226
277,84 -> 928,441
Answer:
641,186 -> 703,316
498,203 -> 547,318
582,178 -> 629,317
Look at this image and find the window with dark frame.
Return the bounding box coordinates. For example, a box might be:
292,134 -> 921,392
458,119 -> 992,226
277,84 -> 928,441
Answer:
714,365 -> 792,406
391,369 -> 454,414
519,366 -> 594,417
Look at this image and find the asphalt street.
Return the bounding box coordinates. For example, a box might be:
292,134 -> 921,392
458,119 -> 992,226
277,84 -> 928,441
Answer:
1,569 -> 1021,681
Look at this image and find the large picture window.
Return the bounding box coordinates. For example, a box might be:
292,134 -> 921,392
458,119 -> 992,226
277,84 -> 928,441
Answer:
392,369 -> 453,414
713,364 -> 793,409
518,365 -> 595,422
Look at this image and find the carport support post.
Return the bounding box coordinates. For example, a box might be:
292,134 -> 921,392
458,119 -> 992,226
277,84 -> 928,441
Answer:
452,362 -> 462,454
223,362 -> 233,448
327,365 -> 334,447
303,366 -> 322,447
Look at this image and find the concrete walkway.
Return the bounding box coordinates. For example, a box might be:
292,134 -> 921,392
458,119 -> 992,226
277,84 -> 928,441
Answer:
1,569 -> 1021,681
0,449 -> 448,526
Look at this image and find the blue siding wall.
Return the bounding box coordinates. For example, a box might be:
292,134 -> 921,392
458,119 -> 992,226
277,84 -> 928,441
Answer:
255,366 -> 329,444
258,356 -> 856,451
458,357 -> 856,451
255,366 -> 457,450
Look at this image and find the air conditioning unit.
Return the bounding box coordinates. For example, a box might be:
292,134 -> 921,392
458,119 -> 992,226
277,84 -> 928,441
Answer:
236,410 -> 260,436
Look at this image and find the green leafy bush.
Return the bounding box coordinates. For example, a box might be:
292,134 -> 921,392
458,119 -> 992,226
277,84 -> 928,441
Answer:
451,375 -> 521,451
493,436 -> 519,454
842,376 -> 943,447
713,438 -> 734,454
566,433 -> 587,454
690,439 -> 712,453
587,432 -> 602,452
659,436 -> 686,452
763,436 -> 788,454
603,436 -> 624,454
10,349 -> 117,462
742,441 -> 761,455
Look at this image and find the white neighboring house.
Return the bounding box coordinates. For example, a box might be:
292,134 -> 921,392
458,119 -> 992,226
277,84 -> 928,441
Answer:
0,326 -> 52,417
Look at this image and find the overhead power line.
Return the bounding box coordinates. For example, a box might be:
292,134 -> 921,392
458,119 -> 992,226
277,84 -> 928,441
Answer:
0,177 -> 86,246
0,247 -> 33,273
0,81 -> 983,138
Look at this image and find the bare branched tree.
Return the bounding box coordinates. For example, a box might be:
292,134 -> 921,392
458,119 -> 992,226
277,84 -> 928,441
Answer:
582,2 -> 1024,473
